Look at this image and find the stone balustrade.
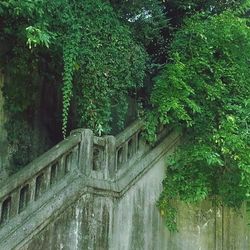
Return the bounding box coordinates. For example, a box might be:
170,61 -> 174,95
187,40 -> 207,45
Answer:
91,120 -> 149,180
0,119 -> 184,250
0,133 -> 81,227
0,120 -> 174,243
0,118 -> 248,250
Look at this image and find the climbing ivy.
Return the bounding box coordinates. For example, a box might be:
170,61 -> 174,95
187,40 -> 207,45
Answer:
62,32 -> 80,137
0,0 -> 149,172
148,9 -> 250,230
1,0 -> 147,138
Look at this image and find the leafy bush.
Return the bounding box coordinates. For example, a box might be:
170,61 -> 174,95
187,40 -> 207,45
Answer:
148,10 -> 250,230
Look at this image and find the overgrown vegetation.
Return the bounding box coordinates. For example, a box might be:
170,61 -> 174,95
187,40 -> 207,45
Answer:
1,0 -> 149,137
1,0 -> 250,232
149,8 -> 250,230
1,0 -> 163,170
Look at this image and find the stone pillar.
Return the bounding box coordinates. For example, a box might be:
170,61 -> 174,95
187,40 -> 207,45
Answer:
0,69 -> 8,181
70,128 -> 93,176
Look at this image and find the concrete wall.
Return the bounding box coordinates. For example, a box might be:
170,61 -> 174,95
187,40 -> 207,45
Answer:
111,156 -> 169,250
17,148 -> 249,250
19,194 -> 114,250
17,149 -> 170,250
0,121 -> 248,250
111,157 -> 249,250
173,201 -> 248,250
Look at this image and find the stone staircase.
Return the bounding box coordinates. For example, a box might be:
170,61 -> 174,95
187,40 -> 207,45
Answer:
0,120 -> 179,249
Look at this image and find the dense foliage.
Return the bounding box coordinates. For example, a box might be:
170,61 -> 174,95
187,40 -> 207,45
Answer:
1,0 -> 250,233
0,0 -> 148,138
148,9 -> 250,230
0,0 -> 160,172
110,0 -> 167,46
0,0 -> 153,169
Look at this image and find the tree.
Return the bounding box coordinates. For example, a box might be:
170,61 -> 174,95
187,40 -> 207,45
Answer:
0,0 -> 147,170
1,0 -> 147,136
147,9 -> 250,230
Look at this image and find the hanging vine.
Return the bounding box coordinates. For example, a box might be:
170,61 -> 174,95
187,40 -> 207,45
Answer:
1,0 -> 147,138
62,32 -> 80,137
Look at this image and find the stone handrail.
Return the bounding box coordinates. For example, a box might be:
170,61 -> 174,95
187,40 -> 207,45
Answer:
0,120 -> 173,234
0,119 -> 181,249
0,133 -> 81,227
91,120 -> 150,180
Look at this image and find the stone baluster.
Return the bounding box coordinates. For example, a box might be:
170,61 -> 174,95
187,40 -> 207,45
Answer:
104,135 -> 116,179
67,146 -> 78,173
58,157 -> 65,180
29,178 -> 37,202
44,166 -> 51,190
10,190 -> 19,217
124,141 -> 128,163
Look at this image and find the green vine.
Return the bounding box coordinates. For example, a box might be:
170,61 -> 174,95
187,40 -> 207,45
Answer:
62,32 -> 80,137
1,0 -> 148,139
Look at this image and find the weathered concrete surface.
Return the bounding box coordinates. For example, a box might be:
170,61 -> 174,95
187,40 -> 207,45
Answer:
111,156 -> 170,250
0,70 -> 8,181
17,147 -> 249,250
19,194 -> 114,250
247,206 -> 250,246
111,156 -> 249,250
17,150 -> 171,250
171,201 -> 248,250
222,205 -> 249,250
0,122 -> 248,250
172,200 -> 217,250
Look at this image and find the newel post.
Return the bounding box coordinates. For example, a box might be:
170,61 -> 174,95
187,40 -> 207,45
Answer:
104,135 -> 116,180
71,129 -> 93,176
